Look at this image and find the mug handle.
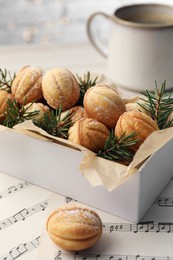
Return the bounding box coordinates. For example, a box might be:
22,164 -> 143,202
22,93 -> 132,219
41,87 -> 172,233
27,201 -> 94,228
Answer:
86,12 -> 110,58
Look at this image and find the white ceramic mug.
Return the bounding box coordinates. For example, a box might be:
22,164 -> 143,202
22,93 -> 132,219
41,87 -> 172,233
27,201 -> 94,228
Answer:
87,4 -> 173,91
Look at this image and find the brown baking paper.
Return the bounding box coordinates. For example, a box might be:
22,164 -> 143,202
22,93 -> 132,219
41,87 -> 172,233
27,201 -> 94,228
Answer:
13,121 -> 173,191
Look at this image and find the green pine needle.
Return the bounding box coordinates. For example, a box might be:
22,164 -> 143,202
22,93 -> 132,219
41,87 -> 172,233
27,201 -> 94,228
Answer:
76,71 -> 98,106
36,105 -> 74,139
138,81 -> 173,129
3,99 -> 39,128
0,68 -> 15,92
97,130 -> 139,164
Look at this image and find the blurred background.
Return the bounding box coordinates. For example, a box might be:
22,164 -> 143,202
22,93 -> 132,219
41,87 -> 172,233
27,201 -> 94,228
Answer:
1,0 -> 173,46
0,0 -> 115,46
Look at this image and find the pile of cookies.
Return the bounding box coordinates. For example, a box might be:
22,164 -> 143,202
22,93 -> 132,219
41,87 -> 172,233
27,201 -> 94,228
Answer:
0,65 -> 159,160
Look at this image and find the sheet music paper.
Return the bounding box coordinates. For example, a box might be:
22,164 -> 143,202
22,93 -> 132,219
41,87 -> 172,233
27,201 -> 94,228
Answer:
36,178 -> 173,260
0,171 -> 173,260
0,172 -> 52,259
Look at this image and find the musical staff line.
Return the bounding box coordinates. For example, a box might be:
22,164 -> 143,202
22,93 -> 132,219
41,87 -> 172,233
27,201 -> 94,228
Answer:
154,197 -> 173,207
54,251 -> 173,260
65,194 -> 173,209
102,221 -> 173,233
0,199 -> 48,231
0,182 -> 31,200
0,236 -> 40,260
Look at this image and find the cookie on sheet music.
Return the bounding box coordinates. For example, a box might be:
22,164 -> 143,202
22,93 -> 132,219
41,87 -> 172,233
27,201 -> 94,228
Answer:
46,203 -> 103,251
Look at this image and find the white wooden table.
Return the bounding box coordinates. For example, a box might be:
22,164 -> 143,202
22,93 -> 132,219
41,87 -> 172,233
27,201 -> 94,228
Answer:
0,43 -> 135,97
0,43 -> 106,75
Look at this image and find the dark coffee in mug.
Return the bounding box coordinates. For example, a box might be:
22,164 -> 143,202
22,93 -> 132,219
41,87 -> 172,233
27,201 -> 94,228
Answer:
114,4 -> 173,25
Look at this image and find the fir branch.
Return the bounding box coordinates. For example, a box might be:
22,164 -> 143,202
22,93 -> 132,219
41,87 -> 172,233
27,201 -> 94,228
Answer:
3,99 -> 39,128
97,130 -> 139,164
76,71 -> 98,106
0,68 -> 15,92
138,81 -> 173,129
36,105 -> 74,139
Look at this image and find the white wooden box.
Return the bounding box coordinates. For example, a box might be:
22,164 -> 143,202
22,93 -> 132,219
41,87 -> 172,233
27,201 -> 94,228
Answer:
0,126 -> 172,223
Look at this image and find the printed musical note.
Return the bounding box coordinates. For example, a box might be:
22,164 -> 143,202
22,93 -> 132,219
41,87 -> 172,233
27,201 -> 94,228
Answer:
54,251 -> 62,260
8,186 -> 17,194
0,200 -> 49,230
65,196 -> 77,203
0,236 -> 40,260
0,182 -> 31,200
102,221 -> 173,234
13,208 -> 29,222
154,197 -> 173,207
9,243 -> 28,259
157,222 -> 173,233
109,224 -> 123,233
